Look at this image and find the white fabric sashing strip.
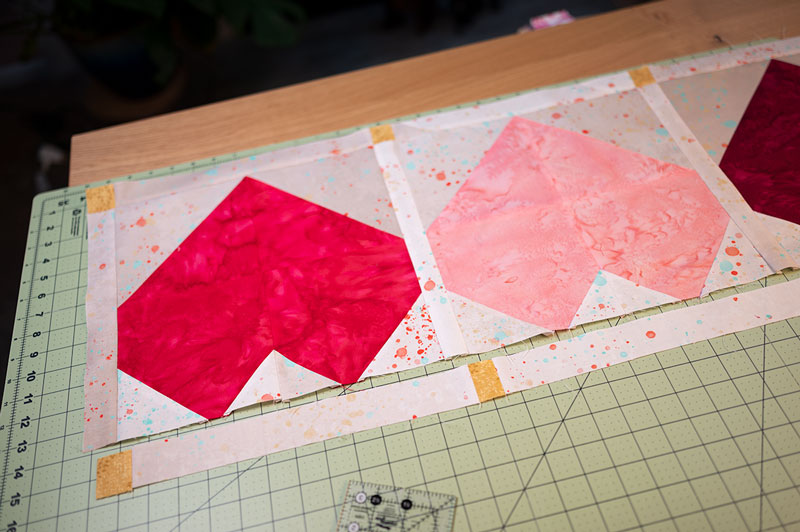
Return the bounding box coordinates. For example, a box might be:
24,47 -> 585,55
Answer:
635,79 -> 796,273
373,136 -> 468,357
650,37 -> 800,82
106,277 -> 800,493
84,204 -> 119,450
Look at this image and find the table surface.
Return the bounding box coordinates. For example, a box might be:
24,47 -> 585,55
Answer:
68,0 -> 800,186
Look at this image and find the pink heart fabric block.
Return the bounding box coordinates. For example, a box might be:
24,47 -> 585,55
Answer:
428,117 -> 728,330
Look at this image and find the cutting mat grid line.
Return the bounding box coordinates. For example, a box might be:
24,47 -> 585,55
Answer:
4,42 -> 800,529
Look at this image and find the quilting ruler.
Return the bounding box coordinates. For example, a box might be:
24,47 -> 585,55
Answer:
336,480 -> 457,531
3,39 -> 800,532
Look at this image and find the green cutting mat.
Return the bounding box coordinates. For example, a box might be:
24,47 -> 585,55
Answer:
3,41 -> 800,532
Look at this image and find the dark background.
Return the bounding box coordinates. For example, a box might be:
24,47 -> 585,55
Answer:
0,0 -> 636,357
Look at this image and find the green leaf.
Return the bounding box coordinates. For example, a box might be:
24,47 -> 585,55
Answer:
268,0 -> 305,22
217,0 -> 252,33
183,0 -> 216,15
250,1 -> 304,47
71,0 -> 93,12
104,0 -> 167,19
147,38 -> 179,85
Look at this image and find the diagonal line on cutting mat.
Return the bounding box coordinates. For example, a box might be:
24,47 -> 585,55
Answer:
728,322 -> 800,530
598,368 -> 679,527
686,336 -> 775,526
759,325 -> 769,531
541,385 -> 612,531
499,372 -> 591,529
171,456 -> 265,531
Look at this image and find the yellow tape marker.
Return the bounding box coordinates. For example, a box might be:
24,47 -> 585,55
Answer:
628,66 -> 656,88
468,359 -> 505,403
96,450 -> 133,499
86,184 -> 116,214
370,125 -> 395,144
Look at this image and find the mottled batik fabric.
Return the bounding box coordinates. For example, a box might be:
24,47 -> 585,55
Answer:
118,177 -> 420,418
428,117 -> 729,330
720,60 -> 800,226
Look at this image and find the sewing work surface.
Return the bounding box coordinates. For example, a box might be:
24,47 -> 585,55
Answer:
4,40 -> 800,531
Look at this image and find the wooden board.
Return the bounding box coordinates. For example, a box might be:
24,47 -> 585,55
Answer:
69,0 -> 800,186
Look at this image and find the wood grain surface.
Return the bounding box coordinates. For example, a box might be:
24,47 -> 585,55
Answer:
69,0 -> 800,185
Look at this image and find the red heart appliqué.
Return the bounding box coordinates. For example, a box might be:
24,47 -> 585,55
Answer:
118,177 -> 421,419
